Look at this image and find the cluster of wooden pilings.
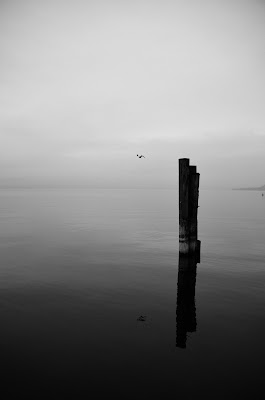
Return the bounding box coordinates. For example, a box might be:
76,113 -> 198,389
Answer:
179,158 -> 200,254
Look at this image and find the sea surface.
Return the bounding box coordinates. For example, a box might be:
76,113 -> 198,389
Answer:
0,188 -> 264,398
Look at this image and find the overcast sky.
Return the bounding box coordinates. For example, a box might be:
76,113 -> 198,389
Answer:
1,0 -> 264,188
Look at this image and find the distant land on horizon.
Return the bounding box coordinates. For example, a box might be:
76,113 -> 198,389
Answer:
233,184 -> 265,191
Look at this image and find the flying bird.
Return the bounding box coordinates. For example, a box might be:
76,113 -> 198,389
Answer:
137,154 -> 145,158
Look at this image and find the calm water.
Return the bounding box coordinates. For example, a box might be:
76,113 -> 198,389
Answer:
0,188 -> 264,397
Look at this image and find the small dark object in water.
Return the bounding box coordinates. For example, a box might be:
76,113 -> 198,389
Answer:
262,193 -> 264,197
137,315 -> 147,322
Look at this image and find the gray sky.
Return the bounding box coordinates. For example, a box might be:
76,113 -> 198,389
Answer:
1,0 -> 265,188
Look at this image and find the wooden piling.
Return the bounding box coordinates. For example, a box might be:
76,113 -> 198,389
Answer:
179,158 -> 200,254
189,171 -> 200,252
179,158 -> 190,254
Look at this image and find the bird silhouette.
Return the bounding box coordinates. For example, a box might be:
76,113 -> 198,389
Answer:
137,154 -> 145,158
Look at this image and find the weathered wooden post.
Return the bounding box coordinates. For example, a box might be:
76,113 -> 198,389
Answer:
189,167 -> 200,252
179,158 -> 200,254
179,158 -> 190,254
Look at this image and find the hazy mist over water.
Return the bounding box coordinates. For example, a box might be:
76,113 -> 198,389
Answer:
1,0 -> 265,190
0,188 -> 264,397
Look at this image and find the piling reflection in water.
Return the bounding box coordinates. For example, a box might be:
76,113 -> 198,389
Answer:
176,242 -> 200,349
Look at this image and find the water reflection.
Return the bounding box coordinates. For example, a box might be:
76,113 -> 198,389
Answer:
176,242 -> 200,348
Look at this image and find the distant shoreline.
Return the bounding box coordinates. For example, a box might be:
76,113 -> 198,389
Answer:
233,185 -> 265,191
